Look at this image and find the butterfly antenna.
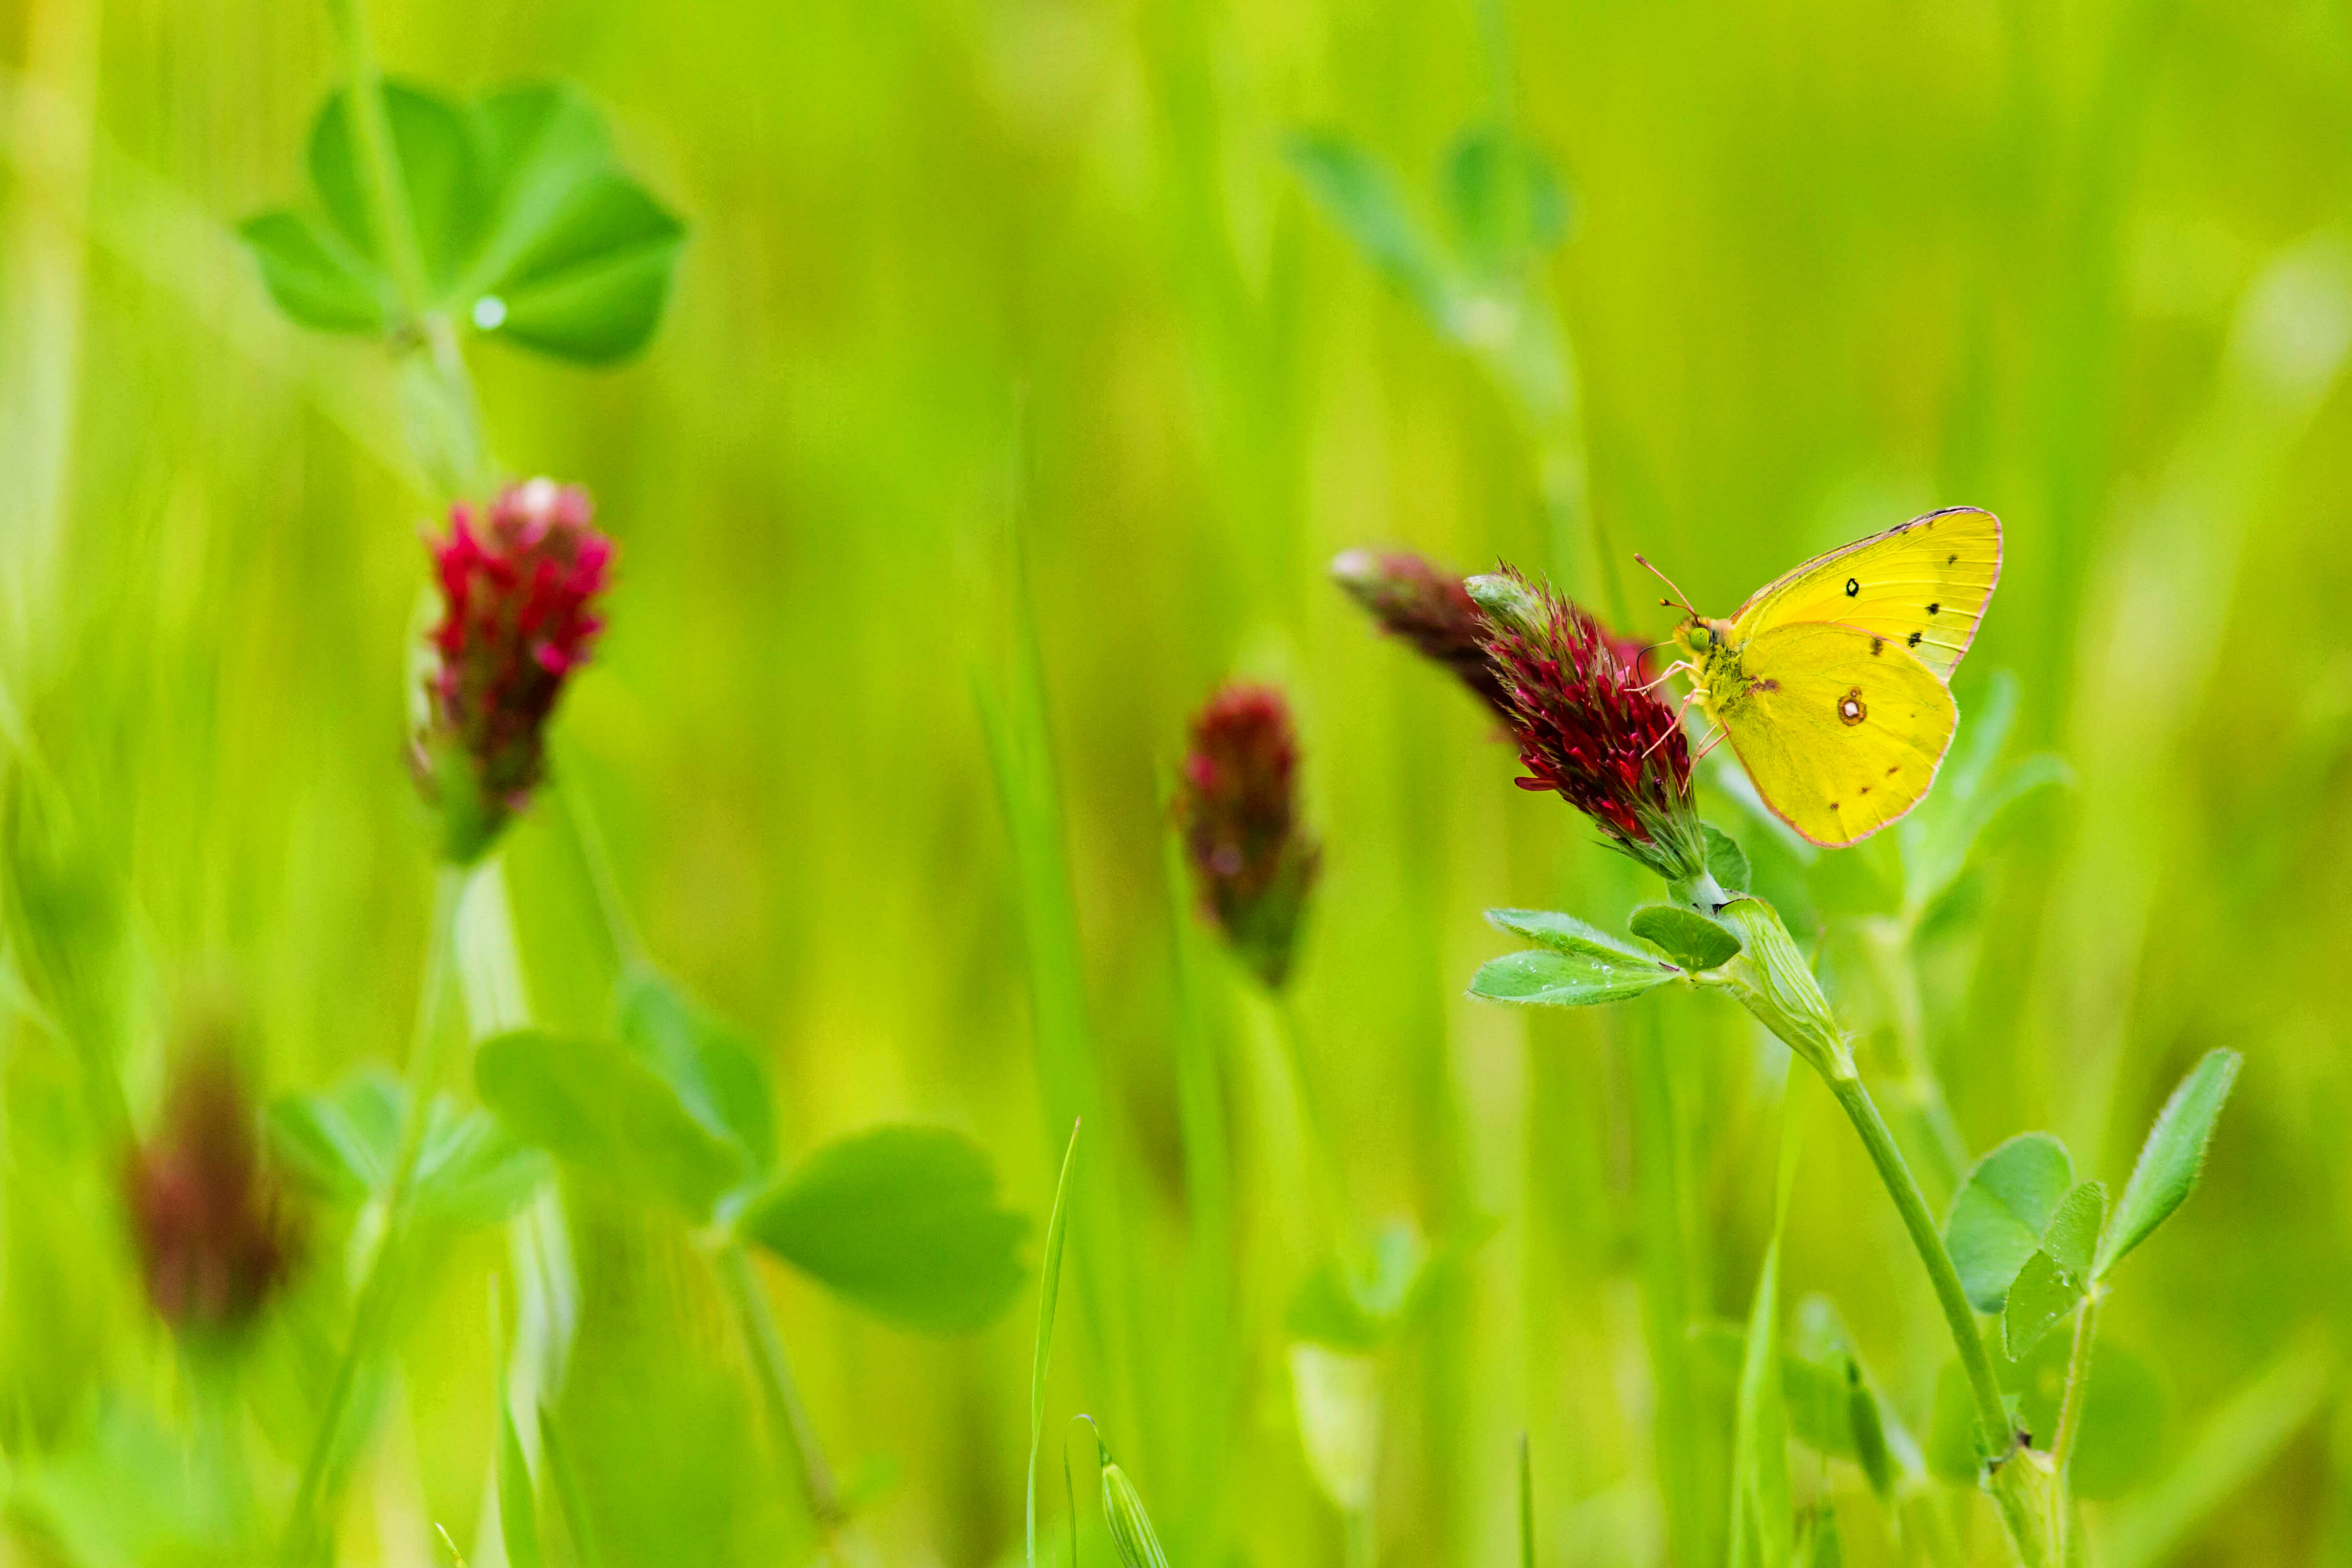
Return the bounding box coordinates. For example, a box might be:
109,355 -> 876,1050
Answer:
1633,554 -> 1698,617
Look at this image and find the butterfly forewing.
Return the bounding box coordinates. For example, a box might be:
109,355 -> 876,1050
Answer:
1718,623 -> 1957,848
1728,507 -> 2001,682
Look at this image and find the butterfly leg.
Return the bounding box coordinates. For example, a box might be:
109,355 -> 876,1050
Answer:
1692,727 -> 1728,761
1640,692 -> 1701,760
1631,660 -> 1693,695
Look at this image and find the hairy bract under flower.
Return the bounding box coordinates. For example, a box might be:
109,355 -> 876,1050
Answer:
415,478 -> 612,862
1176,681 -> 1321,988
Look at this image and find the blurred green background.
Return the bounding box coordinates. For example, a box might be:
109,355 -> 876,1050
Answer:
3,0 -> 2351,1562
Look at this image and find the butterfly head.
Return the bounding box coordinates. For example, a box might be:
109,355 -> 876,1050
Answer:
1670,616 -> 1738,661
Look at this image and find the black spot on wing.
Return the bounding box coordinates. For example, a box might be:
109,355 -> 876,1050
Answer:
1927,602 -> 1940,615
1907,630 -> 1922,647
1844,577 -> 1859,597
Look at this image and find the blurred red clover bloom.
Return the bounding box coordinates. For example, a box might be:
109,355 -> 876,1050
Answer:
124,1055 -> 297,1335
1176,682 -> 1321,988
1468,567 -> 1709,884
414,478 -> 612,862
1330,548 -> 1516,719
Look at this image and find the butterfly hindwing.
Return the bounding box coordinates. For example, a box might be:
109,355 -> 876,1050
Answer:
1717,622 -> 1957,848
1729,507 -> 2000,682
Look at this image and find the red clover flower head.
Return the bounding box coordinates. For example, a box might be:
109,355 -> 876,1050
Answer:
1176,682 -> 1321,988
415,478 -> 612,862
1330,549 -> 1516,720
1468,566 -> 1709,884
124,1055 -> 297,1336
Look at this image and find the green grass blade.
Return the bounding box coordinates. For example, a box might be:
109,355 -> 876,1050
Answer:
1029,1119 -> 1083,1568
497,1391 -> 544,1568
1628,1004 -> 1721,1568
1519,1432 -> 1535,1568
538,1402 -> 606,1568
2105,1335 -> 2331,1568
1730,1075 -> 1806,1568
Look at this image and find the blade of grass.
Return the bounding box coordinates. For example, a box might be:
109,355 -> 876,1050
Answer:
1628,1002 -> 1720,1568
1029,1119 -> 1083,1568
2104,1334 -> 2332,1568
978,434 -> 1143,1464
1728,1073 -> 1805,1568
1518,1433 -> 1535,1568
281,860 -> 468,1560
1158,808 -> 1234,1536
537,1403 -> 606,1568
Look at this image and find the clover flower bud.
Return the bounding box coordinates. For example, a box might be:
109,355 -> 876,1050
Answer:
1176,682 -> 1321,988
1331,549 -> 1516,720
414,479 -> 612,863
124,1055 -> 297,1335
1470,565 -> 1709,883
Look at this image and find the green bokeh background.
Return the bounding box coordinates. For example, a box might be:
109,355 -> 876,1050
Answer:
3,0 -> 2350,1562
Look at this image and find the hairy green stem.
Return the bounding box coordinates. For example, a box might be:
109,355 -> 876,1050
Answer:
1824,1074 -> 2012,1457
281,860 -> 466,1561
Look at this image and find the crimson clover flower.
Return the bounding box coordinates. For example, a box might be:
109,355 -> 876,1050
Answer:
413,478 -> 612,863
1468,566 -> 1709,884
1330,549 -> 1516,719
124,1055 -> 298,1335
1176,682 -> 1321,988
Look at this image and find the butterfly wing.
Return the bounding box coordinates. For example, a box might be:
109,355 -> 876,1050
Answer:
1715,622 -> 1957,847
1729,507 -> 2000,682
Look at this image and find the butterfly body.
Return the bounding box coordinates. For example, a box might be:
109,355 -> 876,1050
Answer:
1661,507 -> 2001,848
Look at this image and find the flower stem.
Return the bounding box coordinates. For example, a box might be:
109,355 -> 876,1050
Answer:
386,862 -> 468,1201
323,0 -> 424,314
2051,1290 -> 2102,1473
280,860 -> 467,1562
557,766 -> 645,970
714,1239 -> 845,1536
1822,1072 -> 2013,1464
321,0 -> 488,498
1270,987 -> 1354,1242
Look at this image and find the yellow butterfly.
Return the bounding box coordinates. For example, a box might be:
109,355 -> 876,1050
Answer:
1645,507 -> 2002,848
